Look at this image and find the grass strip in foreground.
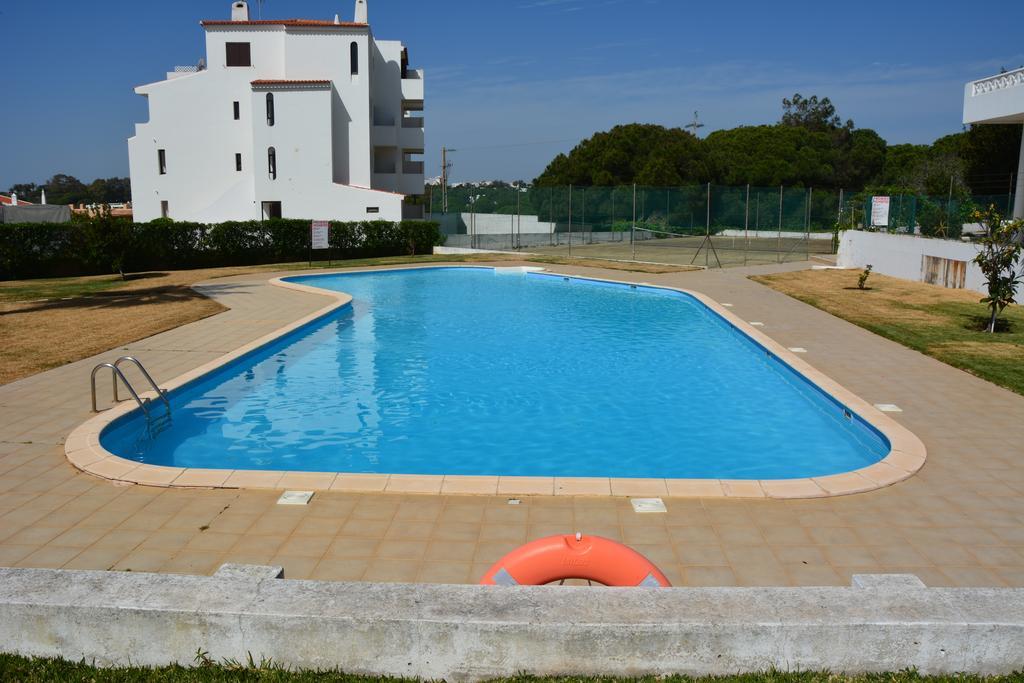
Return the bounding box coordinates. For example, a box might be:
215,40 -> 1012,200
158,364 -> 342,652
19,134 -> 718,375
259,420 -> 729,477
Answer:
1,654 -> 1021,683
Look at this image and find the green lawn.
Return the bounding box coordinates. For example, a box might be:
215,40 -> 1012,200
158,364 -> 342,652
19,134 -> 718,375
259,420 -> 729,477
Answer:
751,269 -> 1024,396
1,655 -> 1021,683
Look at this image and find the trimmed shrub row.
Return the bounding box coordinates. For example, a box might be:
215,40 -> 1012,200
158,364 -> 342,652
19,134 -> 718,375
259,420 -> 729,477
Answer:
1,218 -> 444,280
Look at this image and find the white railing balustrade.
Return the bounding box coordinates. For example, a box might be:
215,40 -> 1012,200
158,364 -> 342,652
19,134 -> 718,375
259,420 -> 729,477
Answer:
971,67 -> 1024,96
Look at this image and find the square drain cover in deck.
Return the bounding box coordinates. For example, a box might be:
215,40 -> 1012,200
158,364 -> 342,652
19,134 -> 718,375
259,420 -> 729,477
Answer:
630,498 -> 667,513
277,490 -> 314,506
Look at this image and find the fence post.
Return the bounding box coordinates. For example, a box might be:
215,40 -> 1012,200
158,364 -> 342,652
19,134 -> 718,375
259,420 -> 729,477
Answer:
705,182 -> 711,268
777,185 -> 783,264
549,187 -> 554,246
568,184 -> 573,258
611,187 -> 616,242
632,183 -> 637,261
806,187 -> 812,261
582,187 -> 586,245
744,184 -> 750,266
516,188 -> 521,250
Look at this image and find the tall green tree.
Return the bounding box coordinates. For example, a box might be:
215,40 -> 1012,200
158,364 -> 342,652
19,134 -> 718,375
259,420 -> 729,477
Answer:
534,124 -> 706,187
41,174 -> 89,205
780,93 -> 853,133
5,182 -> 41,203
961,124 -> 1023,194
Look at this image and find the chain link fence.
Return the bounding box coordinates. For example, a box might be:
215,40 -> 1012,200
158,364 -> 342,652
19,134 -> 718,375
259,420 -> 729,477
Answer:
430,184 -> 837,267
427,183 -> 1012,268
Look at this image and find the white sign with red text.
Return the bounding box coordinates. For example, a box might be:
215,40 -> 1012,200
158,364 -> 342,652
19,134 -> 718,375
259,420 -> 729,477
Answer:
311,220 -> 329,250
870,196 -> 890,227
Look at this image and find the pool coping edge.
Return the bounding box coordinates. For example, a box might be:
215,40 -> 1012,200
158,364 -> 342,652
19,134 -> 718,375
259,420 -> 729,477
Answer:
63,264 -> 927,499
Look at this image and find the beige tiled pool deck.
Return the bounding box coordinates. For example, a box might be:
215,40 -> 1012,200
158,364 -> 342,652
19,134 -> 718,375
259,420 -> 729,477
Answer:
2,261 -> 1023,587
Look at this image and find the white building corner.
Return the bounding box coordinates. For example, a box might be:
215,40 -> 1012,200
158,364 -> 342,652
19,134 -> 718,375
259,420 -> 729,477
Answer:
128,0 -> 425,224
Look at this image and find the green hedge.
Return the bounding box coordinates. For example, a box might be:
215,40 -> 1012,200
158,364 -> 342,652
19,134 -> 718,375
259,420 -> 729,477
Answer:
1,218 -> 444,280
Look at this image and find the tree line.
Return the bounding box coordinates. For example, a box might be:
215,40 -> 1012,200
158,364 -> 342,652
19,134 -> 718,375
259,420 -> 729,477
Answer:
532,94 -> 1022,199
6,175 -> 131,206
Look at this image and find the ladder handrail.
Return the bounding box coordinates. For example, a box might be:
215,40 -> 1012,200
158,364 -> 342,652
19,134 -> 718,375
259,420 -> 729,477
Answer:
113,356 -> 170,412
91,363 -> 149,416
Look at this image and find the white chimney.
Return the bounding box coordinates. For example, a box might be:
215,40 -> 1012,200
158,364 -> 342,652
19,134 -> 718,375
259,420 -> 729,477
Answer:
354,0 -> 367,23
41,189 -> 47,205
231,1 -> 250,21
10,192 -> 17,206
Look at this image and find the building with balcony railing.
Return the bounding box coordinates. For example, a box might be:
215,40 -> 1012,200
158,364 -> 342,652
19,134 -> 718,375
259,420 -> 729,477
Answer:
128,0 -> 425,223
964,67 -> 1024,219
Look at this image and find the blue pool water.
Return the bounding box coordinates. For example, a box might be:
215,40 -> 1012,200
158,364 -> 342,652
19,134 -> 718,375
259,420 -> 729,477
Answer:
101,267 -> 889,479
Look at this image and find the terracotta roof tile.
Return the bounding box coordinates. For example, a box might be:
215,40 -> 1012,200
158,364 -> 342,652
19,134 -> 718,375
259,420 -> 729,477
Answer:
0,195 -> 34,206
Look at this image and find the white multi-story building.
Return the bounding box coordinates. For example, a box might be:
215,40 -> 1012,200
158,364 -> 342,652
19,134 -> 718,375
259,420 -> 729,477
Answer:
128,0 -> 424,223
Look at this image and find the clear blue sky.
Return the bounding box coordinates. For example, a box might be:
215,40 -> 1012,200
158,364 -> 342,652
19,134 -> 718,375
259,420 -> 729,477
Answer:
2,0 -> 1022,191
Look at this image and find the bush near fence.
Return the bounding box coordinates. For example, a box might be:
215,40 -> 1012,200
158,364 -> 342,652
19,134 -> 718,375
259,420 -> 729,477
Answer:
1,218 -> 443,280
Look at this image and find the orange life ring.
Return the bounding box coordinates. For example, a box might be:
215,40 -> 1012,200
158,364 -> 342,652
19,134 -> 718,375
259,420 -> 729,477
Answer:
479,533 -> 671,587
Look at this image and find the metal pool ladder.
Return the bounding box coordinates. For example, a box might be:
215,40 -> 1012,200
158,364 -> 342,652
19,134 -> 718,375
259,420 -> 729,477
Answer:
90,356 -> 171,425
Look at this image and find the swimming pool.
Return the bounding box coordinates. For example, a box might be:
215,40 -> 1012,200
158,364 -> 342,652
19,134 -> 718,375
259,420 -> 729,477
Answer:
99,267 -> 890,480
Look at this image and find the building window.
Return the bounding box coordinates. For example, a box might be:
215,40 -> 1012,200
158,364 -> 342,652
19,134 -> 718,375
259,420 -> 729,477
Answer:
235,153 -> 242,172
350,42 -> 359,75
366,207 -> 380,214
157,149 -> 166,175
160,200 -> 169,219
261,201 -> 282,219
225,42 -> 251,67
233,101 -> 240,120
266,93 -> 275,126
267,147 -> 277,180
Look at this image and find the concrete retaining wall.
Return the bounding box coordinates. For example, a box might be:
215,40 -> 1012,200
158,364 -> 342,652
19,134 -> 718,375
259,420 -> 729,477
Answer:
436,212 -> 557,236
433,246 -> 523,255
837,230 -> 986,293
719,229 -> 833,240
1,567 -> 1023,679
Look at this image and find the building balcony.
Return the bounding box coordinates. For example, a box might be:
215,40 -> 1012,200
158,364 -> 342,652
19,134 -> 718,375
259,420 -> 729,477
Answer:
403,161 -> 424,174
398,174 -> 425,196
401,70 -> 424,104
964,67 -> 1024,124
399,126 -> 424,150
401,116 -> 423,128
372,125 -> 398,147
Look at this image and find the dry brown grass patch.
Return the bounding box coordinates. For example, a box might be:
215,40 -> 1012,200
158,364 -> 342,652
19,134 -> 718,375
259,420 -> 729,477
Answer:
0,288 -> 226,385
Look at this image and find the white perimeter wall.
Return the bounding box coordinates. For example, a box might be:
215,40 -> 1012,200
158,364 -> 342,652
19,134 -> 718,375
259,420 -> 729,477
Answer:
837,230 -> 986,293
438,213 -> 557,235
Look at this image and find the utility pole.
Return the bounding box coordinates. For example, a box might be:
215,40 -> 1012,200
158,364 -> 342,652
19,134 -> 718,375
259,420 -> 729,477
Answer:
441,146 -> 455,214
685,110 -> 705,138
